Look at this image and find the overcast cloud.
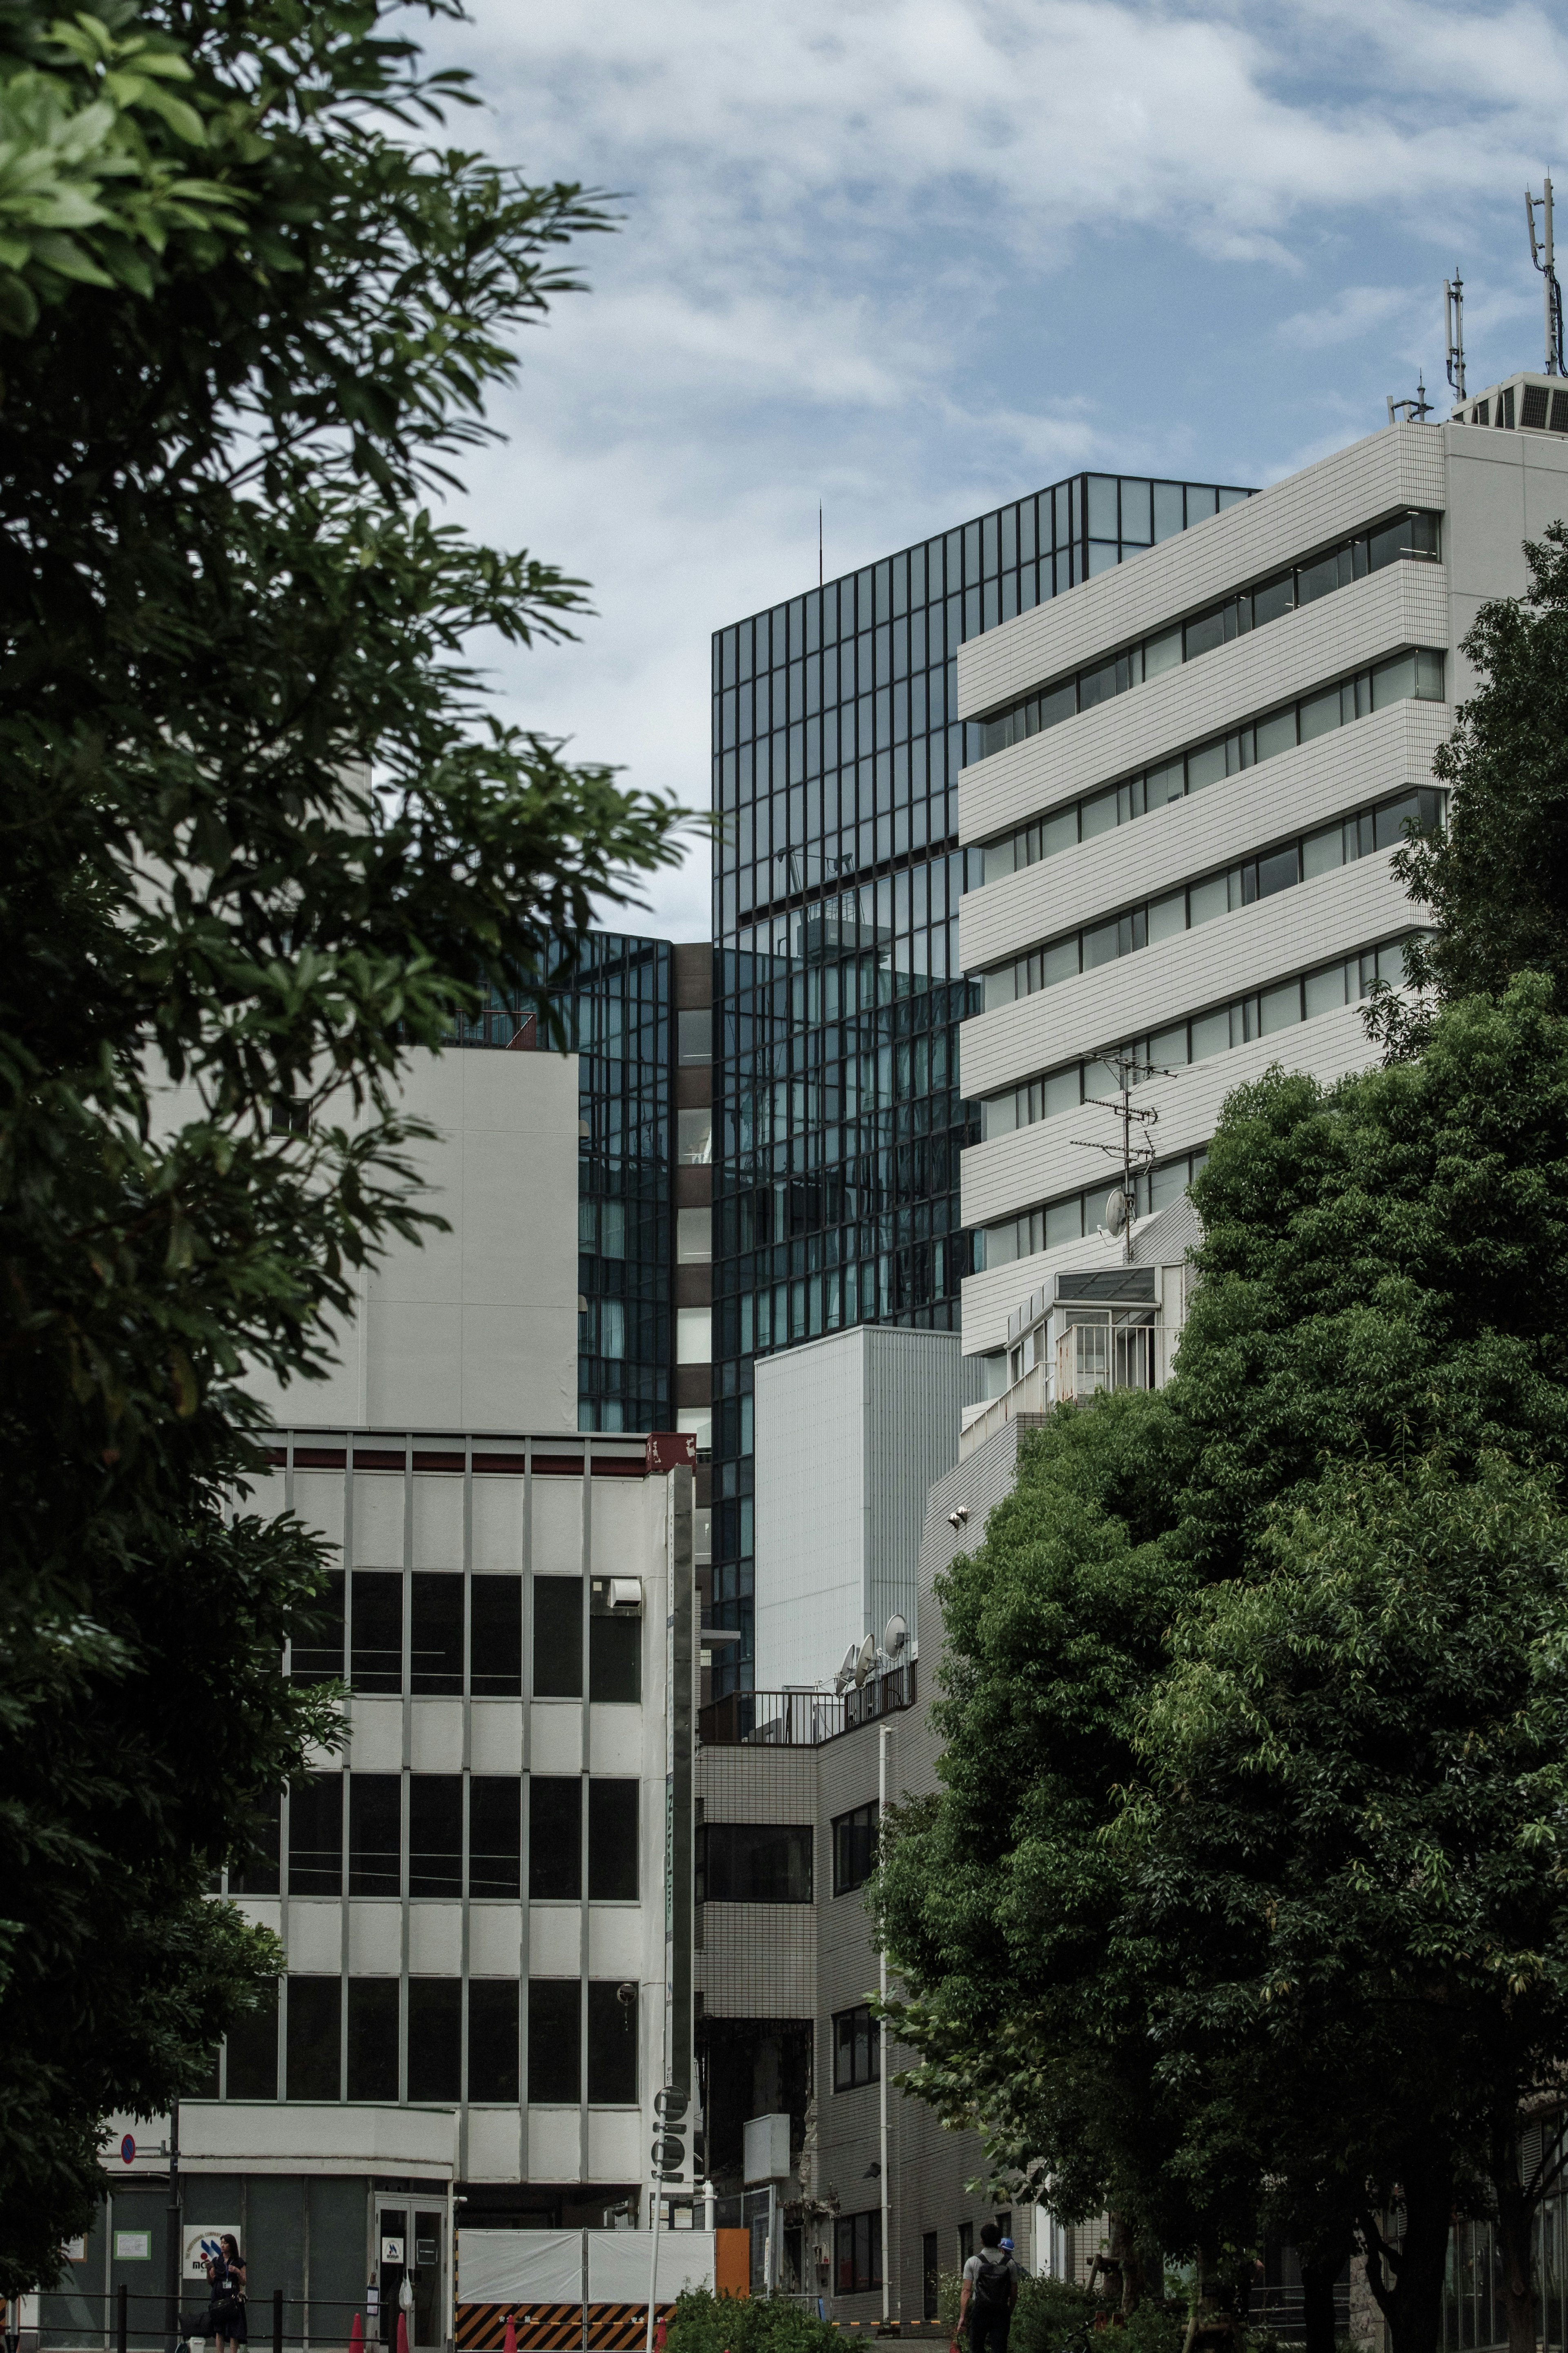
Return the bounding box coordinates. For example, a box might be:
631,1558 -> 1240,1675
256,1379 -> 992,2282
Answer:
417,0 -> 1568,937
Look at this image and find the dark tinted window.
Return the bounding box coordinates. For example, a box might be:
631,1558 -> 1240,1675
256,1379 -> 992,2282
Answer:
588,1781 -> 639,1900
528,1981 -> 580,2103
1257,846 -> 1300,899
533,1577 -> 582,1697
351,1570 -> 403,1694
349,1775 -> 400,1898
529,1777 -> 581,1900
288,1774 -> 342,1896
285,1976 -> 340,2100
408,1977 -> 460,2101
832,1802 -> 878,1896
291,1570 -> 345,1683
408,1776 -> 462,1899
1251,573 -> 1294,627
833,2004 -> 880,2090
677,1009 -> 713,1065
410,1573 -> 463,1695
346,1978 -> 399,2101
835,2211 -> 882,2293
230,1798 -> 281,1896
699,1822 -> 812,1902
587,1981 -> 637,2104
471,1577 -> 522,1697
470,1778 -> 521,1900
589,1614 -> 641,1703
468,1980 -> 520,2103
226,1979 -> 278,2099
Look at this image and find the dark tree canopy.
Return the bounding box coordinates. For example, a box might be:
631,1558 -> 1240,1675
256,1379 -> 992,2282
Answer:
0,0 -> 687,2290
1394,520 -> 1568,1024
876,978 -> 1568,2353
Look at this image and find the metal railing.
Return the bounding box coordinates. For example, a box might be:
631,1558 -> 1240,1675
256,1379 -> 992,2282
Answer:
1056,1320 -> 1156,1404
33,2290 -> 374,2353
698,1662 -> 916,1748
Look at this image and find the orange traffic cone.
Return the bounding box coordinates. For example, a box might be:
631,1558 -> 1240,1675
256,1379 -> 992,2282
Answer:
350,2318 -> 363,2353
504,2317 -> 518,2353
396,2314 -> 410,2353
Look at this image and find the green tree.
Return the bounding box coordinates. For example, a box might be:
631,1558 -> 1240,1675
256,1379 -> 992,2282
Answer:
1120,1454 -> 1568,2353
876,1392 -> 1221,2296
1378,521 -> 1568,1051
0,0 -> 688,2291
878,976 -> 1568,2353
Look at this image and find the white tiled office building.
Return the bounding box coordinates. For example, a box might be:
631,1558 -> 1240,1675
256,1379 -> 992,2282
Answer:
957,400 -> 1568,1368
64,1046 -> 700,2353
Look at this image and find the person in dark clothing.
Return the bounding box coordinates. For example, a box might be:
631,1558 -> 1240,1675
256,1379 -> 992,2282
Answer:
203,2236 -> 248,2353
958,2222 -> 1020,2353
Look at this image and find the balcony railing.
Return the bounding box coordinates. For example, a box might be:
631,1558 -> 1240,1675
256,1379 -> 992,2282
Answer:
698,1662 -> 917,1748
1056,1319 -> 1156,1403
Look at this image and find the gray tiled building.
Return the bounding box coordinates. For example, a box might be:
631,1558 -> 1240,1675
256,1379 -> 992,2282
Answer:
695,1415 -> 1038,2326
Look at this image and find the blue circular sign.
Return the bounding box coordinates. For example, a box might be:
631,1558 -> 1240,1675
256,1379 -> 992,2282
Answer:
120,2134 -> 136,2165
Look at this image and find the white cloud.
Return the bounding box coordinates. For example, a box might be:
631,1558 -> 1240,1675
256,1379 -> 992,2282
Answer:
406,0 -> 1568,935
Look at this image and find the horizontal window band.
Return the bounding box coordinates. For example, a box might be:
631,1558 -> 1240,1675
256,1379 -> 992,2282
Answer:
980,648 -> 1445,888
972,510 -> 1442,764
976,933 -> 1417,1261
981,757 -> 1443,1017
980,931 -> 1425,1142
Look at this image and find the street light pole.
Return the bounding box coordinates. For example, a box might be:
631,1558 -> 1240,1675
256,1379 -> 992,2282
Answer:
165,2095 -> 182,2353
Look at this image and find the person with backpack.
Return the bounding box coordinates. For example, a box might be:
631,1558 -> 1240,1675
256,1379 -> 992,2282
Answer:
957,2222 -> 1020,2353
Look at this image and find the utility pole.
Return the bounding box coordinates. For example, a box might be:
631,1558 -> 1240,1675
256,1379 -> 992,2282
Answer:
165,2095 -> 182,2353
1072,1050 -> 1171,1263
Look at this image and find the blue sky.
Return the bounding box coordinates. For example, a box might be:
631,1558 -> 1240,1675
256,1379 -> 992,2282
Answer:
419,0 -> 1568,939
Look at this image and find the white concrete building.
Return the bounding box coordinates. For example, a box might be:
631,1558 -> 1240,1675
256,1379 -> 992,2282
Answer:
751,1326 -> 968,1687
955,413 -> 1568,1372
52,1045 -> 704,2353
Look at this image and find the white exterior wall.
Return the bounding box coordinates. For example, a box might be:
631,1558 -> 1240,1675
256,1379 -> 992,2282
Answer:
955,417 -> 1568,1356
753,1326 -> 965,1684
122,1443 -> 682,2239
243,1048 -> 580,1434
753,1328 -> 870,1690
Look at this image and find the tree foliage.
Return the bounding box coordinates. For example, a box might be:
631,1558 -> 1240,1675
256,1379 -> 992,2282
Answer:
0,0 -> 688,2291
1121,1454 -> 1568,2353
876,977 -> 1568,2353
1382,520 -> 1568,1047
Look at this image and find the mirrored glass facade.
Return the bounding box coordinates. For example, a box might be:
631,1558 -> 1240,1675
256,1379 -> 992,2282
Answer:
449,933 -> 673,1433
708,472 -> 1249,1687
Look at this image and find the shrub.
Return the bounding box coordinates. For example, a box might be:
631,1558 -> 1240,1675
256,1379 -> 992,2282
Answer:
663,2286 -> 844,2353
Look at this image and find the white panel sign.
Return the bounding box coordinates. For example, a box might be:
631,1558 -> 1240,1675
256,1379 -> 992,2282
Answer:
186,2228 -> 243,2281
456,2231 -> 580,2307
589,2234 -> 714,2302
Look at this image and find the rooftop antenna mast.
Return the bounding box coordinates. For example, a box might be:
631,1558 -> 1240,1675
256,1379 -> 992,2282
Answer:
1387,375 -> 1432,426
1527,175 -> 1564,374
1071,1048 -> 1173,1265
1445,271 -> 1466,403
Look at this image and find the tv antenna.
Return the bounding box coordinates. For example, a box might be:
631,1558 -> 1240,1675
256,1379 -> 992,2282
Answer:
1445,272 -> 1466,403
1387,376 -> 1432,426
1527,176 -> 1565,375
1071,1047 -> 1174,1264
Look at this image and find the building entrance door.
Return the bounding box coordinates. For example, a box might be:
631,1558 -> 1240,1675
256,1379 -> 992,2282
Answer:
374,2201 -> 446,2351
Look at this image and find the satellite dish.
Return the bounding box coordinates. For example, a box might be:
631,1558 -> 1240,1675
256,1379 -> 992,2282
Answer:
853,1634 -> 877,1689
833,1643 -> 859,1695
1104,1186 -> 1130,1238
883,1613 -> 909,1658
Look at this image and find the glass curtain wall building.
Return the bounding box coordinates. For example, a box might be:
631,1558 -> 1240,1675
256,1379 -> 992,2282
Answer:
451,932 -> 673,1434
708,472 -> 1249,1686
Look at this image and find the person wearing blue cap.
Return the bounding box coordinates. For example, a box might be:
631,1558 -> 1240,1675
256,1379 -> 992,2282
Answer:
957,2223 -> 1019,2353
